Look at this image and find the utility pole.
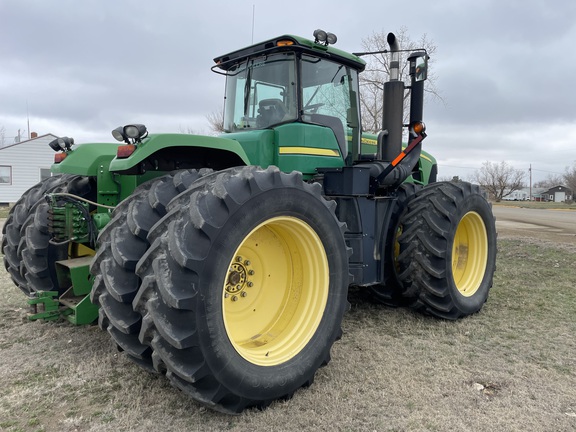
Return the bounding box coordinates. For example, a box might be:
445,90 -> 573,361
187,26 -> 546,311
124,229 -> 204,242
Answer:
529,164 -> 532,201
27,100 -> 31,140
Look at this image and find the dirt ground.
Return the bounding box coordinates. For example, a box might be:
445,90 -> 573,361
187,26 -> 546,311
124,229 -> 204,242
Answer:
1,209 -> 576,431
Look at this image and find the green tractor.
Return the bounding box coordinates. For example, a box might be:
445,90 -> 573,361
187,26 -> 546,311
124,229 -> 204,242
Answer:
1,30 -> 497,413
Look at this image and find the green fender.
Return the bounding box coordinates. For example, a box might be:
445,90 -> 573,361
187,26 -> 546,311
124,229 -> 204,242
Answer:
51,143 -> 119,176
108,134 -> 250,172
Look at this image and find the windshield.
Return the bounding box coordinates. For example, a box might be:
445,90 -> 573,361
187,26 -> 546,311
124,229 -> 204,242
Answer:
300,54 -> 361,161
223,53 -> 297,132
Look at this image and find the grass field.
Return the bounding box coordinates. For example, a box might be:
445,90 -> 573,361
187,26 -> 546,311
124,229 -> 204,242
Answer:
1,238 -> 576,431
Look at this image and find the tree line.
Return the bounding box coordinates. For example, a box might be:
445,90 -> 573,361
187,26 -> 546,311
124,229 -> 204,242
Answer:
471,160 -> 576,202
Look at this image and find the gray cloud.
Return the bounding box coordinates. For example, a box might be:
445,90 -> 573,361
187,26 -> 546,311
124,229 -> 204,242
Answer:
1,0 -> 574,184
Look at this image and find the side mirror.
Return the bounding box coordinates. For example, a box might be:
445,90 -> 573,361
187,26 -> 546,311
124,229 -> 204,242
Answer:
408,51 -> 428,82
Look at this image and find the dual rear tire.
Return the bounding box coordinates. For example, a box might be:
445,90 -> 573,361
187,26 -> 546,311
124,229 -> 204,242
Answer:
397,181 -> 497,319
92,166 -> 350,412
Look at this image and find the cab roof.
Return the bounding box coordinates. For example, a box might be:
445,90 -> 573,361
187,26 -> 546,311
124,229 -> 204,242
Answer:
214,34 -> 366,72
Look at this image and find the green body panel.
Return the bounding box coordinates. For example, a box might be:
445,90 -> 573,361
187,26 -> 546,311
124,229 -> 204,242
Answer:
274,123 -> 344,176
51,143 -> 118,175
222,129 -> 276,167
223,123 -> 345,177
108,133 -> 250,172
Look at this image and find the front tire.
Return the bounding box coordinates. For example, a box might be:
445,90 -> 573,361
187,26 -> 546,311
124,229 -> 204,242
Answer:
134,166 -> 350,413
397,181 -> 497,319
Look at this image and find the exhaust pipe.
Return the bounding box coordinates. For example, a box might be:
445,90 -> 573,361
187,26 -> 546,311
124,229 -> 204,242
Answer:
378,32 -> 404,161
387,33 -> 400,81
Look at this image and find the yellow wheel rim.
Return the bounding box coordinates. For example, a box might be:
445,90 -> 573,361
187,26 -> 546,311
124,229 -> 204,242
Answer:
222,216 -> 329,366
452,211 -> 488,297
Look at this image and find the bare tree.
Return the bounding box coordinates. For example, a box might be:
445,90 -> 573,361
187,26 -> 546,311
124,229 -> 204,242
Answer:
564,162 -> 576,195
359,27 -> 443,133
206,108 -> 224,133
533,174 -> 564,188
472,161 -> 526,202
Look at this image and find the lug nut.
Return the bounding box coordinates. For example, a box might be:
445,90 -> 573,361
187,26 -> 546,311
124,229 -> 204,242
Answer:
236,256 -> 243,262
241,292 -> 247,298
247,282 -> 253,287
244,260 -> 251,266
248,270 -> 255,275
232,295 -> 238,302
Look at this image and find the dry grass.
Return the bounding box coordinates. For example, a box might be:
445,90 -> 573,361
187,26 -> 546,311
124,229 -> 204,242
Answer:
494,200 -> 576,210
1,238 -> 576,431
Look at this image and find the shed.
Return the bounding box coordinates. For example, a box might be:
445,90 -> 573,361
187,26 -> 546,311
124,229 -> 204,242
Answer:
0,133 -> 57,204
539,185 -> 573,203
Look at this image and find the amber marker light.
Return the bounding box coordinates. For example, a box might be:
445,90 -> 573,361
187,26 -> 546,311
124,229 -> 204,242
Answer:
276,40 -> 294,46
412,121 -> 426,135
117,144 -> 136,158
54,153 -> 67,163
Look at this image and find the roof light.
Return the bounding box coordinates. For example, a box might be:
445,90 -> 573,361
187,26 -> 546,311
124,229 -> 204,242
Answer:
124,124 -> 148,141
276,39 -> 294,46
313,29 -> 327,43
48,138 -> 61,152
313,29 -> 337,46
112,126 -> 127,142
48,136 -> 74,152
112,124 -> 148,144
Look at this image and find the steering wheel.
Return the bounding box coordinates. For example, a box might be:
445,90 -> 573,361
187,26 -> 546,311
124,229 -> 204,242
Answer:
303,103 -> 324,114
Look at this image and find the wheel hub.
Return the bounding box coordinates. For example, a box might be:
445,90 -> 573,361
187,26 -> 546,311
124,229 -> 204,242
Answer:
225,257 -> 253,299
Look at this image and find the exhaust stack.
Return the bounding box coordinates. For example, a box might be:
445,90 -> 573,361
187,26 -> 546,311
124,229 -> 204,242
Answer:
378,32 -> 404,161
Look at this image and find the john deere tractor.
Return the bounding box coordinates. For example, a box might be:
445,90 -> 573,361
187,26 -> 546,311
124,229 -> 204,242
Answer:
1,30 -> 497,413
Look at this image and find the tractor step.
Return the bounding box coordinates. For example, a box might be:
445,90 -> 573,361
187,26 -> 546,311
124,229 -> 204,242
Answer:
55,256 -> 99,325
59,294 -> 87,309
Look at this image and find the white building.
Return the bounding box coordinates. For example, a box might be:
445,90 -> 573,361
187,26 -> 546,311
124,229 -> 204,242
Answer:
0,133 -> 57,204
502,187 -> 531,201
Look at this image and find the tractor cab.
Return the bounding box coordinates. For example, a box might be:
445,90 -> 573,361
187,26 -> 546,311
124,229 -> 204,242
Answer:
213,33 -> 365,166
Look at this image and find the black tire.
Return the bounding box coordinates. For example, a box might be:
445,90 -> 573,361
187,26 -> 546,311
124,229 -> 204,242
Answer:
20,176 -> 96,294
368,183 -> 421,306
2,175 -> 75,294
397,181 -> 497,319
133,166 -> 350,413
90,169 -> 212,369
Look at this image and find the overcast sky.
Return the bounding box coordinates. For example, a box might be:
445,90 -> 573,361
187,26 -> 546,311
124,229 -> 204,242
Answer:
1,0 -> 575,183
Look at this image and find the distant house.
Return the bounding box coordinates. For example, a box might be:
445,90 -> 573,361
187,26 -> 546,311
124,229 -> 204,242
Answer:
0,133 -> 57,204
536,185 -> 573,203
502,187 -> 531,201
